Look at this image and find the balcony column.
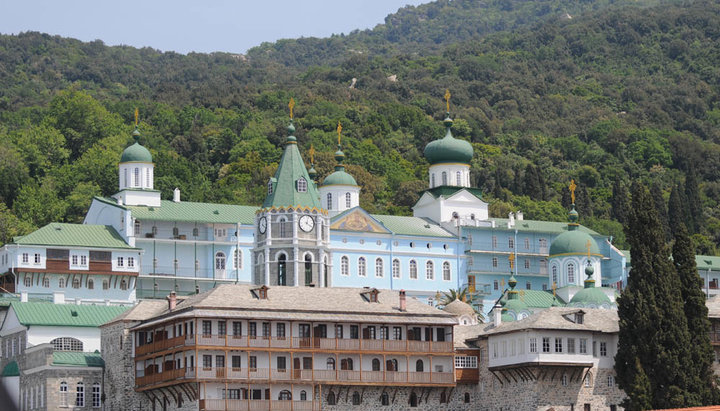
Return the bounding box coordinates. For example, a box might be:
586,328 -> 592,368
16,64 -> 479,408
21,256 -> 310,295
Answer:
312,353 -> 315,381
383,354 -> 386,383
269,351 -> 272,381
359,354 -> 363,382
225,381 -> 228,411
406,356 -> 409,383
430,356 -> 433,383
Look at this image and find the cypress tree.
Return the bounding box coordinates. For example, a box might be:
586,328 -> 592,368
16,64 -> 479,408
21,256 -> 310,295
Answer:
615,182 -> 693,409
650,182 -> 670,240
536,166 -> 547,201
684,165 -> 702,234
671,204 -> 718,405
523,163 -> 542,199
668,185 -> 684,237
612,179 -> 630,225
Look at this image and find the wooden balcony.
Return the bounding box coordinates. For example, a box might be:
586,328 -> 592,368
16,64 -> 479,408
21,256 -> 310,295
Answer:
136,335 -> 186,356
138,367 -> 454,388
455,368 -> 479,383
200,399 -> 319,411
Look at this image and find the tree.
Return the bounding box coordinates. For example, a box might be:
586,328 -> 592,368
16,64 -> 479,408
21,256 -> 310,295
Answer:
684,165 -> 702,234
0,203 -> 35,246
611,179 -> 630,225
615,182 -> 692,409
650,182 -> 670,240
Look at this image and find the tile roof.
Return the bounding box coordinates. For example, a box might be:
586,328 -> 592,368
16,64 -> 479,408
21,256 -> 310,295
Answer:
102,300 -> 168,326
10,302 -> 130,327
453,324 -> 484,349
12,223 -> 135,249
370,214 -> 455,238
134,285 -> 457,329
93,197 -> 260,225
478,307 -> 619,336
479,218 -> 602,236
52,351 -> 104,368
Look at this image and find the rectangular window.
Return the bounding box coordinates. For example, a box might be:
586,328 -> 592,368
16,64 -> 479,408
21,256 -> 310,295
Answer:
365,326 -> 376,339
223,389 -> 241,400
72,255 -> 78,265
393,326 -> 402,340
92,385 -> 100,408
216,355 -> 225,369
34,253 -> 41,264
202,321 -> 212,336
80,255 -> 87,266
579,338 -> 588,354
232,322 -> 242,337
492,257 -> 498,268
218,321 -> 226,336
454,356 -> 478,368
493,280 -> 499,290
542,283 -> 548,291
335,324 -> 343,339
492,342 -> 498,358
524,259 -> 530,269
277,356 -> 286,370
492,236 -> 497,248
232,355 -> 242,369
526,281 -> 531,290
542,337 -> 550,353
600,341 -> 607,357
510,339 -> 516,356
22,253 -> 28,264
508,238 -> 514,249
117,257 -> 124,267
128,257 -> 135,268
203,355 -> 212,369
380,326 -> 388,340
555,337 -> 563,353
568,338 -> 576,354
524,238 -> 530,249
593,341 -> 597,357
262,322 -> 270,338
350,325 -> 359,339
277,323 -> 286,338
249,322 -> 257,337
249,356 -> 257,370
501,341 -> 507,357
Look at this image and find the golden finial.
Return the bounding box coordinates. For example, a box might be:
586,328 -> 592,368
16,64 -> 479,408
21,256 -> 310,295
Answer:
508,254 -> 515,271
337,122 -> 342,145
309,144 -> 315,165
569,179 -> 577,204
552,282 -> 557,297
289,98 -> 295,120
500,278 -> 505,288
444,89 -> 451,112
519,290 -> 525,300
586,239 -> 592,259
134,108 -> 139,127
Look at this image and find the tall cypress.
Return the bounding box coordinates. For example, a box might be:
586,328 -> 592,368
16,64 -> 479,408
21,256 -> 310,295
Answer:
616,182 -> 693,409
612,179 -> 630,225
684,165 -> 702,234
668,185 -> 685,236
670,204 -> 719,405
650,182 -> 670,240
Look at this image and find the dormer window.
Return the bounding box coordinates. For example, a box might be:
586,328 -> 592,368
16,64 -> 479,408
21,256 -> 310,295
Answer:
575,312 -> 584,324
296,177 -> 307,193
268,180 -> 274,195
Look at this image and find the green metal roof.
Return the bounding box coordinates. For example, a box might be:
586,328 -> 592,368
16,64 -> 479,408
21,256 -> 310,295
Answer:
484,218 -> 602,236
549,227 -> 600,257
569,287 -> 612,306
424,117 -> 473,165
321,169 -> 358,187
1,361 -> 19,376
120,129 -> 152,163
12,223 -> 135,249
500,290 -> 565,308
262,123 -> 323,210
10,302 -> 130,327
370,214 -> 455,238
423,186 -> 483,200
696,255 -> 720,271
95,197 -> 260,225
52,352 -> 104,368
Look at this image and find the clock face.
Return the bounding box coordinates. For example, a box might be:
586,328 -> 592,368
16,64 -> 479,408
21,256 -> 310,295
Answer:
258,217 -> 267,234
299,215 -> 315,232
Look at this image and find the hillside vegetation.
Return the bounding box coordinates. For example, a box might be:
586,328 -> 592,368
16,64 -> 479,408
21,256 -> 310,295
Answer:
0,0 -> 719,254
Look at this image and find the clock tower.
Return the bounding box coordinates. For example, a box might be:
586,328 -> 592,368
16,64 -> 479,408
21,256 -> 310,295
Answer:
253,101 -> 331,287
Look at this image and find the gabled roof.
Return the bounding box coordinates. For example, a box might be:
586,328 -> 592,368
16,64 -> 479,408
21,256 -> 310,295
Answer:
370,214 -> 455,238
9,302 -> 130,328
422,186 -> 484,201
12,223 -> 135,249
330,207 -> 390,234
52,351 -> 104,368
479,307 -> 618,336
500,289 -> 565,309
94,197 -> 259,225
102,300 -> 168,326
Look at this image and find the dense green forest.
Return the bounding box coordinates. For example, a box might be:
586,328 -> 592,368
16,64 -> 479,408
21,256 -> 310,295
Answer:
0,0 -> 719,255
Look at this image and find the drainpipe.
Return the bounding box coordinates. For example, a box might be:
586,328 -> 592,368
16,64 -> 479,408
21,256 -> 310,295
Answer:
389,234 -> 395,290
236,223 -> 240,284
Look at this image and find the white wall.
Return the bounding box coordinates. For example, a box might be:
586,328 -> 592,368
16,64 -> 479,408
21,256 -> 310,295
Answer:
428,164 -> 470,188
27,326 -> 102,352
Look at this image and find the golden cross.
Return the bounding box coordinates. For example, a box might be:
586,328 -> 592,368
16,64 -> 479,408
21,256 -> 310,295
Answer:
444,89 -> 451,112
309,144 -> 315,164
500,278 -> 505,288
552,282 -> 557,297
337,122 -> 342,145
586,239 -> 592,259
134,108 -> 139,126
569,179 -> 577,204
508,254 -> 515,270
289,98 -> 295,119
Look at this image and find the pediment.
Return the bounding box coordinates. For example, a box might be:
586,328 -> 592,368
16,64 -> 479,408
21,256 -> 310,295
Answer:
446,189 -> 488,205
330,208 -> 390,233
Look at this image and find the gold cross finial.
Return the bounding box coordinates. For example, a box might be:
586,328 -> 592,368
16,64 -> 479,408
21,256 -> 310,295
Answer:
444,89 -> 451,112
134,108 -> 139,126
569,179 -> 577,204
500,278 -> 505,288
309,144 -> 315,165
508,254 -> 515,270
289,98 -> 295,120
337,122 -> 342,145
552,281 -> 557,297
586,239 -> 592,259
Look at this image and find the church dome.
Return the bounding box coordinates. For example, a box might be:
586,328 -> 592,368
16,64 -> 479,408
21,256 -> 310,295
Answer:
569,287 -> 612,308
322,169 -> 358,187
423,115 -> 473,165
549,229 -> 599,257
121,129 -> 152,163
443,299 -> 476,317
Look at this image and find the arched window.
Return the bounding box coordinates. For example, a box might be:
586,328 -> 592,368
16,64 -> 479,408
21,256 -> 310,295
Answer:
215,252 -> 226,270
76,382 -> 85,407
442,171 -> 447,186
51,337 -> 83,352
296,177 -> 307,193
431,174 -> 436,188
372,358 -> 381,371
300,390 -> 307,401
134,168 -> 140,187
345,192 -> 352,208
24,277 -> 31,287
120,279 -> 127,290
426,261 -> 434,280
326,358 -> 336,370
87,279 -> 94,290
341,256 -> 349,276
278,254 -> 287,286
443,261 -> 451,281
456,171 -> 462,186
568,263 -> 575,283
386,359 -> 398,372
267,180 -> 273,195
72,278 -> 81,289
102,280 -> 109,290
257,252 -> 264,265
375,258 -> 383,278
584,371 -> 593,387
440,391 -> 447,403
59,382 -> 68,407
58,278 -> 65,288
552,265 -> 558,285
234,249 -> 242,269
341,358 -> 353,370
409,260 -> 418,279
358,257 -> 366,277
327,193 -> 332,210
279,216 -> 287,238
352,391 -> 361,405
278,390 -> 292,401
381,392 -> 389,406
409,392 -> 418,407
43,278 -> 50,288
392,259 -> 400,279
416,359 -> 424,372
327,392 -> 336,406
464,392 -> 470,403
305,254 -> 312,286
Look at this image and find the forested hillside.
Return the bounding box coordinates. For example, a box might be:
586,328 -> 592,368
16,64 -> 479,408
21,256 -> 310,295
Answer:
0,0 -> 719,255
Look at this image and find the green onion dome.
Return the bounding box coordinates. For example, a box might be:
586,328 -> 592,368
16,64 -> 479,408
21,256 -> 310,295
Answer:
423,114 -> 473,165
120,128 -> 152,163
569,287 -> 612,307
549,229 -> 600,257
321,144 -> 358,187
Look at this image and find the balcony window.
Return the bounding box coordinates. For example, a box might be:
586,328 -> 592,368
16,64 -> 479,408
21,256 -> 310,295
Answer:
232,322 -> 242,337
218,321 -> 226,336
249,356 -> 257,370
277,356 -> 287,370
415,359 -> 424,372
203,355 -> 212,369
232,356 -> 241,369
335,324 -> 343,339
542,337 -> 550,353
202,321 -> 212,337
277,323 -> 286,338
454,356 -> 478,368
350,325 -> 359,339
262,322 -> 271,338
372,358 -> 381,371
326,358 -> 335,370
579,338 -> 588,354
340,358 -> 353,370
393,327 -> 402,340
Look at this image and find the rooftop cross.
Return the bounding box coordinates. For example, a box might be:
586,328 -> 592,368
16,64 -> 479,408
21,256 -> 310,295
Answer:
337,122 -> 342,145
289,98 -> 295,120
552,281 -> 557,297
508,253 -> 515,271
309,144 -> 315,165
444,89 -> 451,113
569,179 -> 577,204
134,107 -> 139,127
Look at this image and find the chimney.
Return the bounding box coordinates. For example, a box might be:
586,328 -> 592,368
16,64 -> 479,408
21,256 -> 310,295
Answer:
517,211 -> 523,221
493,303 -> 502,327
399,290 -> 407,311
53,291 -> 65,304
168,291 -> 177,311
507,212 -> 515,228
75,299 -> 82,305
173,188 -> 181,203
20,291 -> 28,303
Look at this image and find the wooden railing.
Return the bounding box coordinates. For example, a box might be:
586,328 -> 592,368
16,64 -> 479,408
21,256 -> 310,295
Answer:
136,368 -> 186,386
200,399 -> 319,411
136,335 -> 186,356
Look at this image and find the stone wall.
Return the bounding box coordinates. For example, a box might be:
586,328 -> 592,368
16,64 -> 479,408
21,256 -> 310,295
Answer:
318,384 -> 478,411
